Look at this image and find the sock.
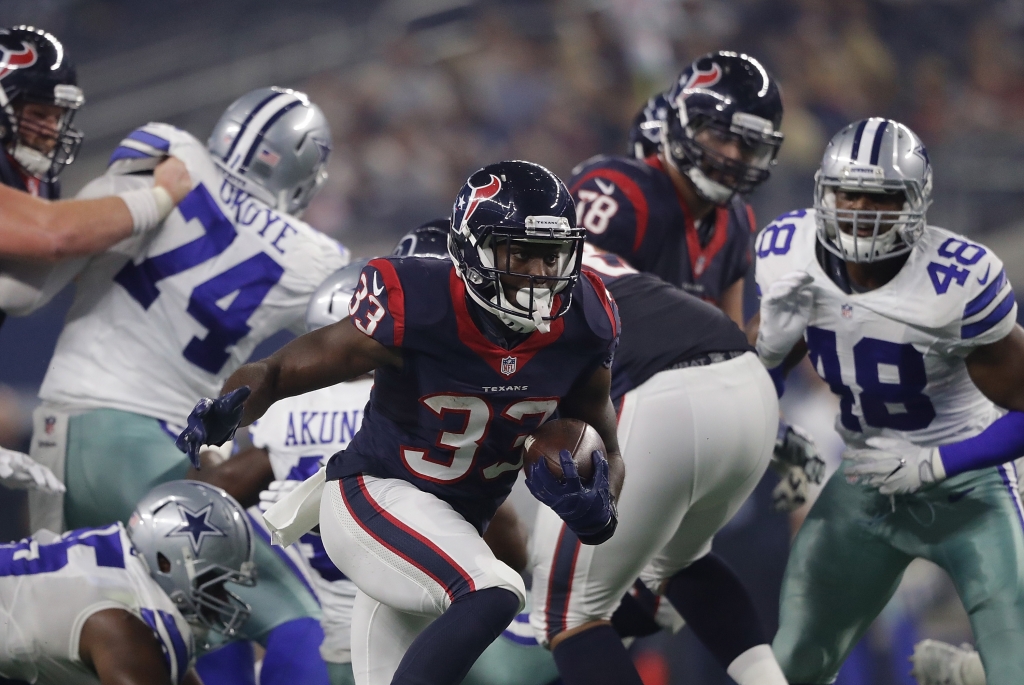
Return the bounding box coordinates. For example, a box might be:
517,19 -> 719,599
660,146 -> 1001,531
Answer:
726,644 -> 788,685
260,617 -> 330,685
195,641 -> 256,685
551,625 -> 644,685
391,587 -> 520,685
663,553 -> 767,667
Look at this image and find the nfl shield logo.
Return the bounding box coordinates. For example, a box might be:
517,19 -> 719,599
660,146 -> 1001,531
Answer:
500,356 -> 517,376
841,304 -> 853,319
44,416 -> 56,434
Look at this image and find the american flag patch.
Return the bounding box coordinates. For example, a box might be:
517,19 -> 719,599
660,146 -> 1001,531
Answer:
257,147 -> 280,167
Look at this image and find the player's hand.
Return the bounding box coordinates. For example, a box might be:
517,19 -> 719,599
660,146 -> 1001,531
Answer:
154,156 -> 193,204
526,449 -> 617,545
175,387 -> 251,470
0,448 -> 65,493
258,479 -> 301,513
775,422 -> 826,484
844,437 -> 946,495
910,639 -> 983,685
769,458 -> 809,512
756,271 -> 814,369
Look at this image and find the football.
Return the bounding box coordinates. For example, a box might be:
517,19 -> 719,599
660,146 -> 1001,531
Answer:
523,418 -> 605,482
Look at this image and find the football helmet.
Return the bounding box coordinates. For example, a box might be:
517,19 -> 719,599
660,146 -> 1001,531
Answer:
449,161 -> 584,334
392,219 -> 450,258
208,86 -> 331,217
128,480 -> 256,638
814,118 -> 932,263
664,51 -> 783,204
0,26 -> 84,181
628,91 -> 670,160
305,257 -> 370,332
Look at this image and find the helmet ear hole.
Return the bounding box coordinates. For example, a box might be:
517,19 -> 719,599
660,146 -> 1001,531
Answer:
157,552 -> 172,574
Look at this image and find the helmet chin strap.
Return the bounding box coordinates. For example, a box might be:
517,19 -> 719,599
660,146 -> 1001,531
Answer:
683,164 -> 734,204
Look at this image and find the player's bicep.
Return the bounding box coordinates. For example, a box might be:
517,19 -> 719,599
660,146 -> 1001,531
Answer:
966,325 -> 1024,411
80,608 -> 175,685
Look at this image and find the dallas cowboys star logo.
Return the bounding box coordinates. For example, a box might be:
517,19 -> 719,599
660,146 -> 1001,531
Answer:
166,503 -> 226,555
311,138 -> 331,165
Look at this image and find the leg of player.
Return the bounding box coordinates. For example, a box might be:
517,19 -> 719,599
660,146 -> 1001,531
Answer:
914,465 -> 1024,685
772,465 -> 915,684
320,475 -> 526,685
532,353 -> 778,685
260,617 -> 330,685
195,642 -> 257,685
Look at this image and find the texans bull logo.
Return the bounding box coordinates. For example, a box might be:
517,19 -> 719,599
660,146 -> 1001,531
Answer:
683,63 -> 722,91
462,174 -> 502,224
0,42 -> 38,81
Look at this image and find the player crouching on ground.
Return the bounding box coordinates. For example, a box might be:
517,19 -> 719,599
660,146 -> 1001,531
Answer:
177,160 -> 624,685
755,118 -> 1024,685
0,480 -> 255,685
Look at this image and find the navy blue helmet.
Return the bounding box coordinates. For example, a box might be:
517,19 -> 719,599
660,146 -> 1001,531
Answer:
393,219 -> 449,259
449,160 -> 584,334
664,51 -> 783,204
0,26 -> 84,181
628,91 -> 671,160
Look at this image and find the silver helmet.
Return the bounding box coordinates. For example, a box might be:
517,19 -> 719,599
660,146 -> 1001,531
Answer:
814,118 -> 932,263
208,86 -> 331,217
305,257 -> 370,332
128,481 -> 256,638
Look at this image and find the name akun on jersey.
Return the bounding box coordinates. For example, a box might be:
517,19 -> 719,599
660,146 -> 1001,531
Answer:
755,209 -> 1017,448
0,523 -> 192,685
248,379 -> 371,663
38,123 -> 350,424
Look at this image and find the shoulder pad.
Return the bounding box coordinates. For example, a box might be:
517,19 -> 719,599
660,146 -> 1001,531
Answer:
578,269 -> 620,342
108,123 -> 202,174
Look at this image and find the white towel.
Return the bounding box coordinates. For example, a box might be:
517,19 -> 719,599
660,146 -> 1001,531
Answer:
262,466 -> 327,546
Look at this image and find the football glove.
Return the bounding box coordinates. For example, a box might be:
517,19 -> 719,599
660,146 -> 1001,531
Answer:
756,271 -> 814,369
910,639 -> 985,685
259,479 -> 301,513
0,448 -> 65,493
526,449 -> 617,544
844,436 -> 946,495
775,422 -> 826,484
769,458 -> 809,512
175,387 -> 251,470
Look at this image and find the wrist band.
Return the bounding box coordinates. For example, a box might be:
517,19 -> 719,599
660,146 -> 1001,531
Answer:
118,186 -> 175,235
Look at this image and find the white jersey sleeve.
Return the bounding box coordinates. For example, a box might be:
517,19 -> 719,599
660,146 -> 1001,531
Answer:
0,523 -> 193,685
38,123 -> 350,424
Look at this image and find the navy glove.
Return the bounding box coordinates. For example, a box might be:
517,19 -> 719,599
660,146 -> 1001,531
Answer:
526,449 -> 617,545
175,387 -> 251,469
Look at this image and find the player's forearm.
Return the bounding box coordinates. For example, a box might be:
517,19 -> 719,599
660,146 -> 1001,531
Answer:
222,360 -> 279,427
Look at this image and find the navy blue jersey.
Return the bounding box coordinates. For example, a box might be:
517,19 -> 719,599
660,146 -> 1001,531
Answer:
326,257 -> 619,532
570,154 -> 755,304
582,247 -> 751,402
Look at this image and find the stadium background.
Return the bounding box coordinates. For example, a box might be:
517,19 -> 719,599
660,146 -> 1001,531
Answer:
1,1 -> 1023,683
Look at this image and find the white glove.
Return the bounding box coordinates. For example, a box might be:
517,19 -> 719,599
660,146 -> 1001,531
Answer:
756,271 -> 814,369
910,639 -> 986,685
775,422 -> 826,484
769,458 -> 809,512
844,436 -> 946,495
258,479 -> 301,513
0,447 -> 65,493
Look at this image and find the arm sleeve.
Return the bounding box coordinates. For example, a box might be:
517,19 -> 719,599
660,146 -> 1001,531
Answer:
348,258 -> 406,348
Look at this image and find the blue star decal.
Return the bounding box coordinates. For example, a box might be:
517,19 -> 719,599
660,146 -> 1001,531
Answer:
311,137 -> 331,165
912,144 -> 929,165
166,503 -> 225,555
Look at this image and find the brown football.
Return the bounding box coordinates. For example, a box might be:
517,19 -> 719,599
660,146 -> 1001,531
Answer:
523,418 -> 604,482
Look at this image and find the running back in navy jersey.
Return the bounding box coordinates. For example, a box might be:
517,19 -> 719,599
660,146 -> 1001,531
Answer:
582,247 -> 751,402
326,256 -> 619,532
570,154 -> 755,304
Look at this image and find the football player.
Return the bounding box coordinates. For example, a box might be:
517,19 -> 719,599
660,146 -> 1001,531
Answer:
0,480 -> 255,685
22,87 -> 349,685
177,160 -> 623,685
754,118 -> 1024,685
527,242 -> 785,685
0,26 -> 193,294
572,50 -> 783,327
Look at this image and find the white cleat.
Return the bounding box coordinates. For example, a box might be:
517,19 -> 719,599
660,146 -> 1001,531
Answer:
910,639 -> 985,685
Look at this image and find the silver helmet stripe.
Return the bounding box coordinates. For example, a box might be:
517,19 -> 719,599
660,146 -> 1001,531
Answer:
224,91 -> 301,171
848,118 -> 888,165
